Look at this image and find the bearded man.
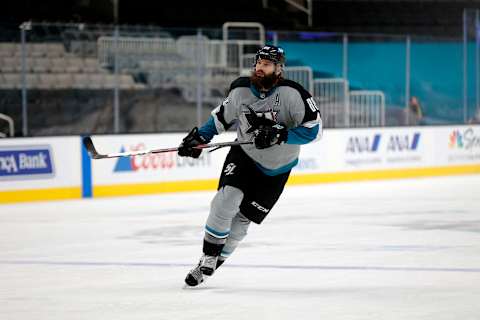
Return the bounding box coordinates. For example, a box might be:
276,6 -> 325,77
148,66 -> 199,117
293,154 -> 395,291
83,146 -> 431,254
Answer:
178,45 -> 323,287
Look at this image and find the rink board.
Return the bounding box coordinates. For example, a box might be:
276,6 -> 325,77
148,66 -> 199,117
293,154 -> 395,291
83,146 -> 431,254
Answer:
0,136 -> 82,203
1,125 -> 479,203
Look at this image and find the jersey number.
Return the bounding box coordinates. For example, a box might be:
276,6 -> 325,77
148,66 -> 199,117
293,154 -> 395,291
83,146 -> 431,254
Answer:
306,98 -> 319,112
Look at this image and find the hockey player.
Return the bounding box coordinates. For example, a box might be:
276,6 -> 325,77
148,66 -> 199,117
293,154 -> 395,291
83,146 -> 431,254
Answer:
178,45 -> 322,286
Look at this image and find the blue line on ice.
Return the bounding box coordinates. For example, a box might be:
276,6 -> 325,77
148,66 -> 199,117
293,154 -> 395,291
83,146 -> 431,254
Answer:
1,260 -> 479,273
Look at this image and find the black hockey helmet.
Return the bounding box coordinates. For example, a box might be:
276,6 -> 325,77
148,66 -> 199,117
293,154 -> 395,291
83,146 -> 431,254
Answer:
255,45 -> 286,66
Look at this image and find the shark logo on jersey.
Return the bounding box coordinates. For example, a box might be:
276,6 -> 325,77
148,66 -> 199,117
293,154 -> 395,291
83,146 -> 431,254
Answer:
242,104 -> 279,122
243,105 -> 283,135
243,105 -> 280,133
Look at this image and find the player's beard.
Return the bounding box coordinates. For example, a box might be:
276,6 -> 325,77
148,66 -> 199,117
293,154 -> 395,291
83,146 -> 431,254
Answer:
250,70 -> 281,91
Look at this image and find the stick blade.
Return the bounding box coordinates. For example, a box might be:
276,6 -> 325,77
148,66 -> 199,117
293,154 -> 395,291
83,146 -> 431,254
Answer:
82,136 -> 103,159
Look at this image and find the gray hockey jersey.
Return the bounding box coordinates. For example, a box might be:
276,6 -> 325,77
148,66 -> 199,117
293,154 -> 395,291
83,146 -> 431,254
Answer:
198,77 -> 322,176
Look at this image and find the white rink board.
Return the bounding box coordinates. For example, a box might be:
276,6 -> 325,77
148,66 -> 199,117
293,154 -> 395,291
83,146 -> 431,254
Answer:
0,125 -> 478,202
92,125 -> 480,187
437,126 -> 480,164
296,125 -> 480,173
320,127 -> 435,172
90,133 -> 236,185
0,136 -> 82,191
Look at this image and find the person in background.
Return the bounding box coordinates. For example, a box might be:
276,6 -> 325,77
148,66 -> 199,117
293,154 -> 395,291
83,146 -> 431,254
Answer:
407,96 -> 424,125
468,108 -> 480,124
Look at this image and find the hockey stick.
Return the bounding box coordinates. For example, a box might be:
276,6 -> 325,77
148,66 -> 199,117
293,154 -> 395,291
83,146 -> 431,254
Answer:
82,136 -> 252,160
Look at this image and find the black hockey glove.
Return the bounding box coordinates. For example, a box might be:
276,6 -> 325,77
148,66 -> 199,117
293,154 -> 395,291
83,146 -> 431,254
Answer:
245,106 -> 277,133
245,106 -> 288,149
178,127 -> 207,158
254,123 -> 288,149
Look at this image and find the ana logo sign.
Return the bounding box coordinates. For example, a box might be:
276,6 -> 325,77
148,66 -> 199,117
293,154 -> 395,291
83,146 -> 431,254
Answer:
346,134 -> 381,153
0,146 -> 54,179
449,128 -> 480,150
113,143 -> 210,172
386,133 -> 420,152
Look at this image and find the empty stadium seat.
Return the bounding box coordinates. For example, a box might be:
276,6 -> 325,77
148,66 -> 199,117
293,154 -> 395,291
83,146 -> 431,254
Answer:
38,74 -> 56,89
45,43 -> 66,58
66,58 -> 84,73
50,58 -> 67,73
73,73 -> 89,88
55,73 -> 74,89
32,58 -> 51,73
83,58 -> 100,73
103,74 -> 116,88
30,43 -> 48,58
119,74 -> 136,89
0,43 -> 19,56
26,74 -> 40,88
3,73 -> 21,89
0,57 -> 16,73
87,73 -> 105,89
3,57 -> 24,72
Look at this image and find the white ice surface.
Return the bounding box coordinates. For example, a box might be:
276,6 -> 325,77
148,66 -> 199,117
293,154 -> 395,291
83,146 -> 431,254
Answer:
1,175 -> 480,320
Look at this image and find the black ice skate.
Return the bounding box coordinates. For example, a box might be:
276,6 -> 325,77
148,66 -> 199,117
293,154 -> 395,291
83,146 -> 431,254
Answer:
184,255 -> 223,287
184,261 -> 204,287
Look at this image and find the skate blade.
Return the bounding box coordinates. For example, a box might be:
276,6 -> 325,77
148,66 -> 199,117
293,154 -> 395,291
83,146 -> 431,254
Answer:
182,277 -> 209,290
